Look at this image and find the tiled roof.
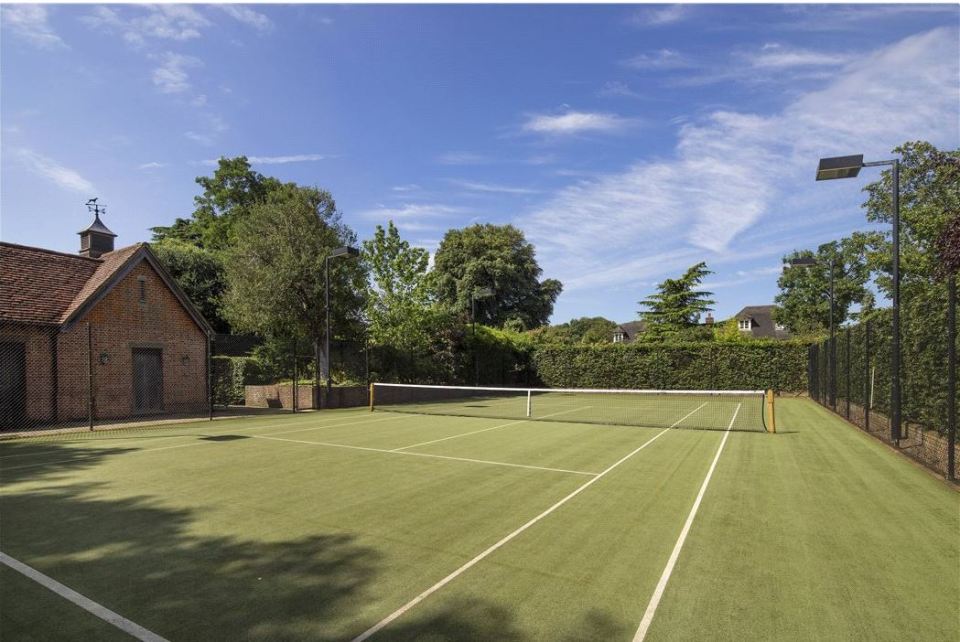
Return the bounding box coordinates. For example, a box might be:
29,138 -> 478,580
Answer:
0,242 -> 142,325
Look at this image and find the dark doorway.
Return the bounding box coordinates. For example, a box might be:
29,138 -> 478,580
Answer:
0,342 -> 26,428
133,348 -> 163,413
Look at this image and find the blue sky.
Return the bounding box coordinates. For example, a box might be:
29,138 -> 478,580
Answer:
2,4 -> 958,325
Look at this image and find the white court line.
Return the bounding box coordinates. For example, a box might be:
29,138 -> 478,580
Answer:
0,411 -> 385,461
0,552 -> 168,642
632,402 -> 741,642
350,402 -> 708,642
389,406 -> 593,452
252,435 -> 598,476
1,415 -> 405,472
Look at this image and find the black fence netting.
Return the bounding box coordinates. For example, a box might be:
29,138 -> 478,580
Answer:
808,280 -> 957,479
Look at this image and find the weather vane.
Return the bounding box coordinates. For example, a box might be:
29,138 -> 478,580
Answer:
85,197 -> 106,219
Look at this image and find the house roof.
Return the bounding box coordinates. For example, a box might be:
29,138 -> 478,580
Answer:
734,305 -> 790,339
614,320 -> 647,339
0,241 -> 212,335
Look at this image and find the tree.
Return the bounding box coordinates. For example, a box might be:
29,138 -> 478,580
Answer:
528,317 -> 617,345
222,184 -> 366,383
362,221 -> 435,351
432,224 -> 562,330
774,234 -> 876,334
152,238 -> 229,332
862,141 -> 960,293
638,262 -> 715,331
151,156 -> 282,251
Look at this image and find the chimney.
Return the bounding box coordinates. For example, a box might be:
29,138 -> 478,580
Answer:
705,313 -> 714,326
78,199 -> 116,258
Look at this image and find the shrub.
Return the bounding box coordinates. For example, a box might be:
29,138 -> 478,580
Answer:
212,356 -> 268,405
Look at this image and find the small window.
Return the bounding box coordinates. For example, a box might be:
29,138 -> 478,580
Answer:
738,319 -> 751,331
775,323 -> 786,331
138,277 -> 146,302
613,332 -> 624,343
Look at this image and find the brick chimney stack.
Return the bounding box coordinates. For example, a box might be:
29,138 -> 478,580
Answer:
705,313 -> 714,326
78,200 -> 116,258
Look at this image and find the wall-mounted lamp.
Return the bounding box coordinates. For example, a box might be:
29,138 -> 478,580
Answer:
99,352 -> 110,365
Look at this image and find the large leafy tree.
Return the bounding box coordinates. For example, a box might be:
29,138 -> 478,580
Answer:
774,234 -> 876,334
432,224 -> 562,330
222,184 -> 366,382
152,156 -> 282,251
152,238 -> 229,332
862,141 -> 960,292
362,221 -> 436,351
638,262 -> 715,331
528,317 -> 617,345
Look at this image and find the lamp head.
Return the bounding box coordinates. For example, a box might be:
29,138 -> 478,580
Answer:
816,154 -> 864,181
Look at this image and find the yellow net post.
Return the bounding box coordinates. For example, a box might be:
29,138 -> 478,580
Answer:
369,383 -> 375,412
766,389 -> 776,433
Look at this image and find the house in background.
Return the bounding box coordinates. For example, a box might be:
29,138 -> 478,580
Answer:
734,305 -> 791,339
612,320 -> 646,343
0,209 -> 213,429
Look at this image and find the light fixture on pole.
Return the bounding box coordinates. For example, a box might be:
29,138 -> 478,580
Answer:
816,153 -> 901,442
470,287 -> 495,385
325,246 -> 360,406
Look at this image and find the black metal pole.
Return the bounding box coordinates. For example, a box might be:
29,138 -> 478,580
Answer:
891,159 -> 902,443
864,319 -> 871,433
325,255 -> 331,407
292,338 -> 298,414
207,334 -> 213,421
845,327 -> 851,419
947,275 -> 956,480
829,258 -> 836,409
87,322 -> 94,431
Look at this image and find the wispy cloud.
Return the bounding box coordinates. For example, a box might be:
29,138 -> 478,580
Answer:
392,184 -> 422,193
599,81 -> 641,98
522,28 -> 959,294
522,110 -> 633,135
778,4 -> 958,32
216,5 -> 273,32
448,180 -> 540,195
17,149 -> 95,193
628,5 -> 689,28
185,114 -> 228,146
623,49 -> 690,71
152,52 -> 201,94
437,151 -> 493,165
199,154 -> 328,166
83,5 -> 210,47
137,162 -> 166,170
746,43 -> 852,69
358,203 -> 465,221
2,5 -> 67,49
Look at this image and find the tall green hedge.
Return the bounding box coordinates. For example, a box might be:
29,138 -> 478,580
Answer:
533,341 -> 808,392
212,356 -> 268,405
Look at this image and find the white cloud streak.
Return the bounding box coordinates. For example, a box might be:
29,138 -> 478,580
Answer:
629,5 -> 689,27
623,49 -> 690,71
216,5 -> 273,32
2,5 -> 66,49
522,28 -> 959,295
199,154 -> 328,166
17,149 -> 95,193
152,52 -> 201,94
448,180 -> 540,195
523,110 -> 633,135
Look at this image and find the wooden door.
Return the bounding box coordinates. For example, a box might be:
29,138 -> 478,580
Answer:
133,348 -> 163,413
0,342 -> 26,427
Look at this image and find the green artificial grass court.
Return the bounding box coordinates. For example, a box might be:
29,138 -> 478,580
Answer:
1,398 -> 956,641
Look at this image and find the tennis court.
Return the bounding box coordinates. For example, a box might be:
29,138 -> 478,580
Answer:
1,396 -> 957,641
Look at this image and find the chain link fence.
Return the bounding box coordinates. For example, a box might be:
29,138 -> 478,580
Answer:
808,279 -> 957,479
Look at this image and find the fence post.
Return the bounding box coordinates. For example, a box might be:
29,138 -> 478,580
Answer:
292,339 -> 298,414
845,327 -> 851,419
207,334 -> 214,421
948,276 -> 956,481
87,322 -> 94,431
864,319 -> 871,434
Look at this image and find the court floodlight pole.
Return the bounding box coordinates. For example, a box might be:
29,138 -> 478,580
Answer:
325,246 -> 360,407
816,154 -> 901,443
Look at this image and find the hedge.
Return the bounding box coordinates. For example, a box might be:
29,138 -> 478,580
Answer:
212,356 -> 268,405
532,341 -> 809,392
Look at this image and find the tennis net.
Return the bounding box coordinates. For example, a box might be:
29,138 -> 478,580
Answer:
371,384 -> 769,432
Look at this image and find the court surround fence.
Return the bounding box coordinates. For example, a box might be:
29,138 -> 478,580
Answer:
808,278 -> 958,480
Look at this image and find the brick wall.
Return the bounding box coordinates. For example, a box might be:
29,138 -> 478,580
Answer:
0,324 -> 56,422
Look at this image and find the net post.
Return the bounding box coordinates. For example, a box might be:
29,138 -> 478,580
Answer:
369,383 -> 375,412
526,389 -> 532,418
766,389 -> 776,433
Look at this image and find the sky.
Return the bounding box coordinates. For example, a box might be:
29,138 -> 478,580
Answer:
2,3 -> 958,325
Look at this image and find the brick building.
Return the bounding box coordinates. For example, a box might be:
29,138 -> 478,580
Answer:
0,212 -> 213,429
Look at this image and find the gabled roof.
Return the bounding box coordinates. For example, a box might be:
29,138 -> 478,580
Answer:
734,305 -> 790,339
0,241 -> 212,335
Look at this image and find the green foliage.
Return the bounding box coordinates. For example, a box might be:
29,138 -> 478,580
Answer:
775,234 -> 876,334
466,325 -> 536,385
362,221 -> 434,352
713,318 -> 753,343
152,238 -> 229,332
527,317 -> 618,345
432,223 -> 562,330
222,184 -> 367,355
639,262 -> 715,332
211,356 -> 267,405
533,341 -> 808,392
152,156 -> 283,251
